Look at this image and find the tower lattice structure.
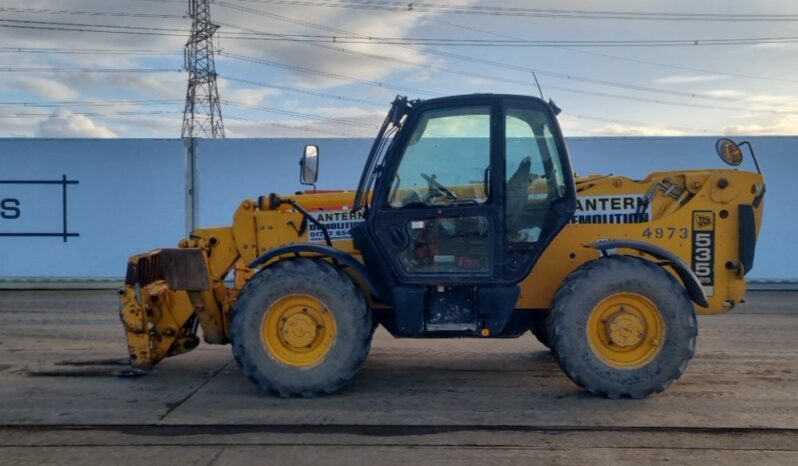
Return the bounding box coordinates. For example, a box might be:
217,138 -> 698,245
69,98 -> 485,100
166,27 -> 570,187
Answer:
181,0 -> 224,138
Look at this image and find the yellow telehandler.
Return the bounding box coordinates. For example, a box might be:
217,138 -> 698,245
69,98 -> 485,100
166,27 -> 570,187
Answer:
120,94 -> 765,398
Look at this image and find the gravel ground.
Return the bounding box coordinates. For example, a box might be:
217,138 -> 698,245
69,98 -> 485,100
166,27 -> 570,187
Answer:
0,290 -> 796,465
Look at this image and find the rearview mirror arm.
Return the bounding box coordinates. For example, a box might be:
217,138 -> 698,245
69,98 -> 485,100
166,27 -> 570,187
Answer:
737,141 -> 762,175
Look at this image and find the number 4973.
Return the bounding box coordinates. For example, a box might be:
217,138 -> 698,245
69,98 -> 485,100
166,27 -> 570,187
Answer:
642,227 -> 688,240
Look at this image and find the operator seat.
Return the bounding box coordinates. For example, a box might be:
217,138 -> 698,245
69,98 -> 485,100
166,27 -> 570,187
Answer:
506,156 -> 532,232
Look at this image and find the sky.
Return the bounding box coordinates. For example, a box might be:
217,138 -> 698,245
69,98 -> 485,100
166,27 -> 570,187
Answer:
1,0 -> 798,138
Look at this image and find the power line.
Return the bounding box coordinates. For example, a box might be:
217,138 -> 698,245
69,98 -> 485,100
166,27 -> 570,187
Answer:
211,3 -> 764,105
560,47 -> 798,84
0,18 -> 188,37
220,3 -> 798,48
3,7 -> 784,85
0,110 -> 182,118
220,51 -> 794,116
219,33 -> 798,47
538,83 -> 794,115
2,18 -> 787,86
0,67 -> 183,73
0,99 -> 743,136
220,35 -> 798,47
125,0 -> 189,3
215,4 -> 772,109
0,100 -> 180,107
3,1 -> 787,135
5,16 -> 798,48
220,75 -> 384,105
0,18 -> 188,33
223,114 -> 367,137
0,108 -> 723,137
220,80 -> 722,134
220,0 -> 798,22
309,39 -> 735,101
0,7 -> 186,19
567,113 -> 715,134
0,99 -> 378,127
409,47 -> 748,100
0,24 -> 187,38
224,100 -> 379,128
218,51 -> 442,96
414,13 -> 798,85
0,46 -> 181,56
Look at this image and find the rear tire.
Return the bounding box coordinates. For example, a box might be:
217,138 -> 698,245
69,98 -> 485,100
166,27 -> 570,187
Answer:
231,259 -> 372,397
549,255 -> 697,399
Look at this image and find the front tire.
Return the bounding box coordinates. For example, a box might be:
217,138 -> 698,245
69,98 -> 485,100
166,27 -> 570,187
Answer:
530,315 -> 551,349
549,255 -> 697,399
231,259 -> 372,397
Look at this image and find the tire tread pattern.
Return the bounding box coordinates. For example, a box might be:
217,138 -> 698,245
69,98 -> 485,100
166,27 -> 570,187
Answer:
230,259 -> 372,397
548,255 -> 698,399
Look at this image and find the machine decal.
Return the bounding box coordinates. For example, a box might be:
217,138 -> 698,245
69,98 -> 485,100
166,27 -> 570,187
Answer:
691,211 -> 716,297
572,194 -> 651,224
0,175 -> 80,242
642,226 -> 689,240
309,209 -> 365,242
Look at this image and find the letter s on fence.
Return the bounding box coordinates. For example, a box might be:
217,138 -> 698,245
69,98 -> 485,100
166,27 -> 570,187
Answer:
1,198 -> 21,219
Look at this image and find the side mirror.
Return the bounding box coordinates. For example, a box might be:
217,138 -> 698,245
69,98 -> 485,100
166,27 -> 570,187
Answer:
300,144 -> 319,185
715,138 -> 744,167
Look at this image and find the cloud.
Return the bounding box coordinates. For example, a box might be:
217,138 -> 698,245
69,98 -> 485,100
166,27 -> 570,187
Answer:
654,75 -> 730,85
35,109 -> 117,138
108,115 -> 182,137
223,86 -> 279,106
224,117 -> 373,138
703,89 -> 745,98
295,106 -> 383,119
0,0 -> 187,52
212,2 -> 459,89
105,73 -> 186,100
743,94 -> 798,115
750,42 -> 797,50
723,114 -> 798,135
0,114 -> 41,137
1,0 -> 797,139
4,77 -> 80,100
587,123 -> 685,137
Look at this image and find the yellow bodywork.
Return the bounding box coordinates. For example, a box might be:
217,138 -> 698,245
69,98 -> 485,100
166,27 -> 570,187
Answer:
120,168 -> 764,368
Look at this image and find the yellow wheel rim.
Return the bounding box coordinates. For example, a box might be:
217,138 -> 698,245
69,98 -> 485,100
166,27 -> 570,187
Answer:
586,292 -> 665,369
261,294 -> 337,368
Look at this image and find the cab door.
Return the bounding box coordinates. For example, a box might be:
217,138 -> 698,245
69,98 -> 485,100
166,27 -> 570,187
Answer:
500,100 -> 575,282
370,99 -> 500,285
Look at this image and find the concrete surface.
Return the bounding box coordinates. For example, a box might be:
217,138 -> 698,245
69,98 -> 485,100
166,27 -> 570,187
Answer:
1,290 -> 797,465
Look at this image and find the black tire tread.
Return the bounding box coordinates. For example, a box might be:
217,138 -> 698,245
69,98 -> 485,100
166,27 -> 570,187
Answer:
530,316 -> 551,349
230,259 -> 372,397
548,255 -> 698,399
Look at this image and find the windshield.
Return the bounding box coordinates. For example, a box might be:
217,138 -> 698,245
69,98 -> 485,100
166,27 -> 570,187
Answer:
352,96 -> 413,212
388,106 -> 491,208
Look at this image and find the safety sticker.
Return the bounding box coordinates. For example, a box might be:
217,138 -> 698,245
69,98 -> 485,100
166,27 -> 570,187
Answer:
571,194 -> 651,224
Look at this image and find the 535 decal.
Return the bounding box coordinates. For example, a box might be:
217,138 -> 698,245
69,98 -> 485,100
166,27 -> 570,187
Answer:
691,211 -> 716,297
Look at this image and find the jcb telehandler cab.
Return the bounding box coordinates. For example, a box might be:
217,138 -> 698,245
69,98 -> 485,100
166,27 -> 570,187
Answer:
121,94 -> 765,399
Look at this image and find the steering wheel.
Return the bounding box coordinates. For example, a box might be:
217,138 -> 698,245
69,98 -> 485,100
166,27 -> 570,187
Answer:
420,173 -> 458,201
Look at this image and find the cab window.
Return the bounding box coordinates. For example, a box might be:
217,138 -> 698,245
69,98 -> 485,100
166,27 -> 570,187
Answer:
505,107 -> 565,244
387,106 -> 491,208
